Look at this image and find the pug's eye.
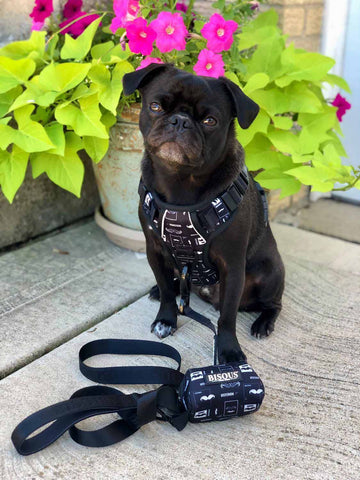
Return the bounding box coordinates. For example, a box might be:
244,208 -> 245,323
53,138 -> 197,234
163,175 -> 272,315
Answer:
149,102 -> 163,112
202,116 -> 217,126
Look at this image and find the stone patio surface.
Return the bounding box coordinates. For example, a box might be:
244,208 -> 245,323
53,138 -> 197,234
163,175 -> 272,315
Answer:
0,222 -> 359,480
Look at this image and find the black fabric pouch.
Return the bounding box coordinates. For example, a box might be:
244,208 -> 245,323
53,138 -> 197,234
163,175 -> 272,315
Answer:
180,362 -> 265,423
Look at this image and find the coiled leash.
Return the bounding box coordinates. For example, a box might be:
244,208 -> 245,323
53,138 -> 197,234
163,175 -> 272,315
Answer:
11,271 -> 264,456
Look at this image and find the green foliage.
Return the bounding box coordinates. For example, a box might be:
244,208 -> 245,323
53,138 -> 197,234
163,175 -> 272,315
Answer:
0,3 -> 357,203
231,10 -> 357,198
0,23 -> 134,202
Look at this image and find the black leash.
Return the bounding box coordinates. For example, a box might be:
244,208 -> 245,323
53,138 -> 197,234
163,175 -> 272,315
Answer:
178,265 -> 218,365
11,339 -> 188,456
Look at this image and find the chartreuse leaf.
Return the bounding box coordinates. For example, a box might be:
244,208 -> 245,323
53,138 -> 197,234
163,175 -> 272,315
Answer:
31,132 -> 84,197
13,104 -> 54,152
297,106 -> 336,154
276,44 -> 335,87
0,145 -> 29,202
255,169 -> 301,198
320,130 -> 347,157
225,71 -> 240,86
251,82 -> 322,116
55,94 -> 108,139
0,117 -> 14,149
101,111 -> 117,130
236,109 -> 270,147
107,43 -> 132,63
0,31 -> 46,65
313,145 -> 353,182
245,133 -> 291,171
9,76 -> 59,110
267,126 -> 302,156
272,115 -> 293,130
70,83 -> 98,102
0,85 -> 22,117
245,35 -> 286,81
46,34 -> 59,61
88,61 -> 134,115
243,73 -> 269,94
83,136 -> 109,163
0,57 -> 36,93
237,10 -> 279,50
45,123 -> 66,156
61,16 -> 103,61
37,62 -> 91,93
285,164 -> 335,192
91,41 -> 115,61
324,73 -> 351,93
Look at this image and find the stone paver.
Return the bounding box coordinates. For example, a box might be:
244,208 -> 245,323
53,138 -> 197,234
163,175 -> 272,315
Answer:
0,221 -> 153,379
0,226 -> 359,480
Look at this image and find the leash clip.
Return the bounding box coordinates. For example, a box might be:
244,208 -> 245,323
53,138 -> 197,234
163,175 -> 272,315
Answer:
179,266 -> 190,314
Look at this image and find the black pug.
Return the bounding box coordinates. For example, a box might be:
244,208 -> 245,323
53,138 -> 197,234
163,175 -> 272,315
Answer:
123,64 -> 285,363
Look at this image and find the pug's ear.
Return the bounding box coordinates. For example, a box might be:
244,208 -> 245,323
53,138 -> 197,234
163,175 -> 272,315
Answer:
221,77 -> 259,129
122,63 -> 168,96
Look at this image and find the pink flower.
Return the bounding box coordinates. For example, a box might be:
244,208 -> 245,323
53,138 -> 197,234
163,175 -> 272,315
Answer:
29,0 -> 53,23
31,21 -> 45,31
249,1 -> 260,10
150,12 -> 188,53
63,0 -> 82,19
59,11 -> 100,38
137,56 -> 163,70
110,0 -> 140,33
201,13 -> 238,53
193,49 -> 225,78
331,93 -> 351,122
126,17 -> 156,55
175,2 -> 188,13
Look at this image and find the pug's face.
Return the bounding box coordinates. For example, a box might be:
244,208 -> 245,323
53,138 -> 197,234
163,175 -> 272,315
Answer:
123,65 -> 259,175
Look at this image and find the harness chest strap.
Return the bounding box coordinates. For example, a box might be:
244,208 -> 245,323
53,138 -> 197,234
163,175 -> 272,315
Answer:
139,168 -> 257,287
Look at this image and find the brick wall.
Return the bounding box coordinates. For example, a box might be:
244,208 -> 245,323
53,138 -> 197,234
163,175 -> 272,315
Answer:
269,0 -> 324,52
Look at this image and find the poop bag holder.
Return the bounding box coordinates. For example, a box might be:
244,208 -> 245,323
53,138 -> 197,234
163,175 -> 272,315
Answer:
11,338 -> 264,455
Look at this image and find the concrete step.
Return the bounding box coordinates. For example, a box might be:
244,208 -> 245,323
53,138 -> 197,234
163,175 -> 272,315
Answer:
0,221 -> 154,379
1,225 -> 359,480
275,198 -> 360,244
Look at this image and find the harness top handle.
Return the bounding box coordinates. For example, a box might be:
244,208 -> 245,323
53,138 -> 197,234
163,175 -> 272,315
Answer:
11,339 -> 188,456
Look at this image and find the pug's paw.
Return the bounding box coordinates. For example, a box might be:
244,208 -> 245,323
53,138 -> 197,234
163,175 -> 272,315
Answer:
151,320 -> 176,339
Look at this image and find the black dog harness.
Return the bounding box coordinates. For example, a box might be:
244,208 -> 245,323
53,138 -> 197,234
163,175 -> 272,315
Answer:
139,168 -> 268,287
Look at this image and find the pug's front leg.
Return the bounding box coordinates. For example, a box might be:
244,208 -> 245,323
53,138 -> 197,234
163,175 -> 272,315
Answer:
146,241 -> 178,339
217,266 -> 247,364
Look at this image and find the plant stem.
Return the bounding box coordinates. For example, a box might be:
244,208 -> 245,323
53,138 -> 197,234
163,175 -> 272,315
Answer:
45,11 -> 110,47
332,176 -> 360,191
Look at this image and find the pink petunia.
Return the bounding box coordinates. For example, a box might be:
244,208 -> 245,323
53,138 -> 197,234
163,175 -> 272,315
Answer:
59,11 -> 100,38
137,56 -> 163,70
126,17 -> 156,55
31,21 -> 45,31
193,49 -> 225,78
110,0 -> 140,33
249,1 -> 260,10
63,0 -> 83,19
331,93 -> 351,122
150,12 -> 188,53
29,0 -> 53,23
201,13 -> 238,53
175,2 -> 188,13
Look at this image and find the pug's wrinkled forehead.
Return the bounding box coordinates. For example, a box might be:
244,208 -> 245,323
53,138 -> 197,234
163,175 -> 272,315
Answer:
143,70 -> 231,121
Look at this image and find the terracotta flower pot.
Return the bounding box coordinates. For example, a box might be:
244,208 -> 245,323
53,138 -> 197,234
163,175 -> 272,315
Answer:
92,103 -> 146,252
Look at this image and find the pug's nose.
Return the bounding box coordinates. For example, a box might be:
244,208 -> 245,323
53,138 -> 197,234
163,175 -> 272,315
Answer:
169,114 -> 192,131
